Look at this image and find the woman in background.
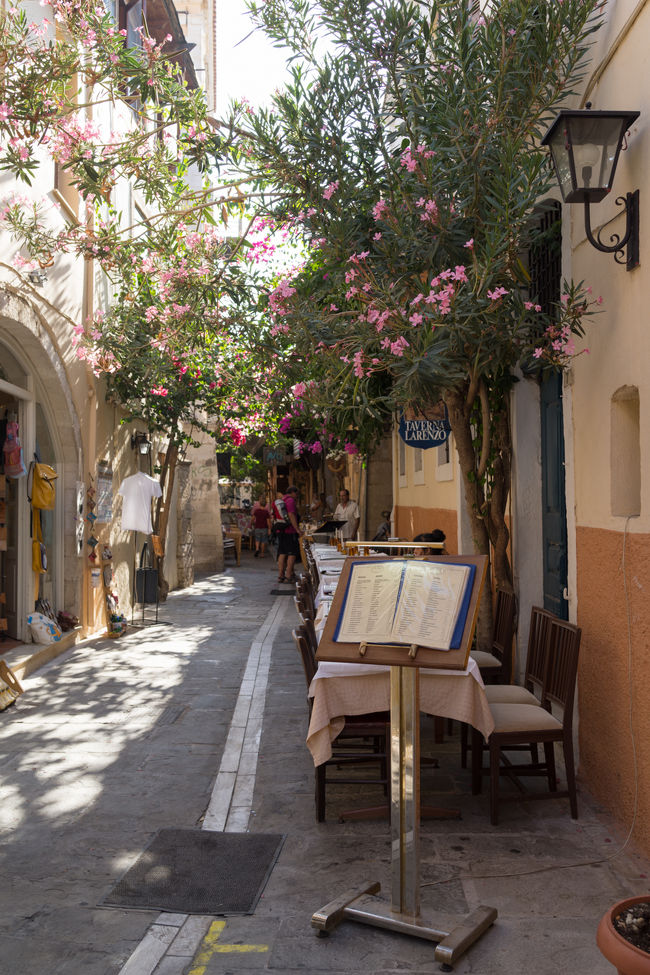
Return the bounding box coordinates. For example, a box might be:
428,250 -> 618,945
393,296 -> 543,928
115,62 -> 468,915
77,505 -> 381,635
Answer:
250,495 -> 272,559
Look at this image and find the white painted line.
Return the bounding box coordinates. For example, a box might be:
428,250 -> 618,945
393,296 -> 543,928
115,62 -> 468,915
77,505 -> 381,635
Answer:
117,924 -> 178,975
203,597 -> 287,832
116,595 -> 287,975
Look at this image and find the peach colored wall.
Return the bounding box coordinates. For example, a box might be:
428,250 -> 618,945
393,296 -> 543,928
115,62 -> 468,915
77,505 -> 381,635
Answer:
394,505 -> 458,553
577,526 -> 650,851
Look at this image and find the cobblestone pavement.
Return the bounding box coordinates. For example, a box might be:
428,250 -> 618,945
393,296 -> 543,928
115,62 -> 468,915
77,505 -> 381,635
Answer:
0,553 -> 648,974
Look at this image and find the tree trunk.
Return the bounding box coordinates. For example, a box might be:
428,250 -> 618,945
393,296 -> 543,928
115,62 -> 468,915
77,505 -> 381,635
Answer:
444,387 -> 494,651
443,383 -> 516,650
153,441 -> 179,601
486,400 -> 513,593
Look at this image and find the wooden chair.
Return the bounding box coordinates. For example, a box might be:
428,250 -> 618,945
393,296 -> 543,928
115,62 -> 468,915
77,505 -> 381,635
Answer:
292,628 -> 389,822
295,576 -> 316,615
222,529 -> 240,566
462,606 -> 554,769
483,606 -> 554,707
471,587 -> 517,684
471,616 -> 582,825
302,544 -> 319,588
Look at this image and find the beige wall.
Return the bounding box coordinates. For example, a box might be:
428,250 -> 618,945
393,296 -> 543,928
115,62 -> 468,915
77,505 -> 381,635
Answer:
563,0 -> 650,852
188,434 -> 222,574
393,429 -> 459,545
364,434 -> 393,539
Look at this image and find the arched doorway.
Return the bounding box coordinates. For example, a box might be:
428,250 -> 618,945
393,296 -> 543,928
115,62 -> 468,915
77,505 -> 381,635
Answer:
0,293 -> 81,641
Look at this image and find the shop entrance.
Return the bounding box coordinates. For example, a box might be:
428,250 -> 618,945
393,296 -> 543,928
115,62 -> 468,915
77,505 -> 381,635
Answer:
0,339 -> 62,643
0,397 -> 20,640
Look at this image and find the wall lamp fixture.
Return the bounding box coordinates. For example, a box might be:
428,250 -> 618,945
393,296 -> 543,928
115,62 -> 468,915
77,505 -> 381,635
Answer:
130,431 -> 152,454
27,269 -> 48,286
541,107 -> 640,270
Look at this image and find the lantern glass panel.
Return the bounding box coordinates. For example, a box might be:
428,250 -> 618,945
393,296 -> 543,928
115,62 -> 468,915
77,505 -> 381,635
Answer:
567,115 -> 624,197
547,125 -> 575,203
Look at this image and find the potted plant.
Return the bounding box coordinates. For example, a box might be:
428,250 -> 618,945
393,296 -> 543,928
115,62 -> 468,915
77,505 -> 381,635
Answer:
597,896 -> 650,974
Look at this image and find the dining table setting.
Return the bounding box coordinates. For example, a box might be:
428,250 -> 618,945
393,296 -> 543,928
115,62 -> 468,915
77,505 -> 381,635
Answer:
303,540 -> 495,767
300,539 -> 498,964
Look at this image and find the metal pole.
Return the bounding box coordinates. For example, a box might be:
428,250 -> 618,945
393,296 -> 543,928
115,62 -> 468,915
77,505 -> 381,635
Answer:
390,665 -> 420,918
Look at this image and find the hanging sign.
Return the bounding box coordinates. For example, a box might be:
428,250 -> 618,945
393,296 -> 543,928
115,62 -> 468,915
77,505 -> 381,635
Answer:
95,463 -> 113,523
398,403 -> 451,449
263,445 -> 289,466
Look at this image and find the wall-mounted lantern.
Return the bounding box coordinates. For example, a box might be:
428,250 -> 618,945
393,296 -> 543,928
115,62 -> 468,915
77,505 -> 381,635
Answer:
130,431 -> 152,455
27,269 -> 48,286
541,107 -> 640,269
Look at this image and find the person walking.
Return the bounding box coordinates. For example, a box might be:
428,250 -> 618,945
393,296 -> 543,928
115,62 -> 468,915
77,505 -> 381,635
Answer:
333,488 -> 360,540
250,495 -> 272,558
273,485 -> 302,584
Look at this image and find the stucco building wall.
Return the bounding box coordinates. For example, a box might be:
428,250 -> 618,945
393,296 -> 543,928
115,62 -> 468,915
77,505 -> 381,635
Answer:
393,428 -> 459,547
563,0 -> 650,851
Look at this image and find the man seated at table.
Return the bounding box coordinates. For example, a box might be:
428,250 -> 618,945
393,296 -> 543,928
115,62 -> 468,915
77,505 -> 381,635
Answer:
412,529 -> 446,558
333,489 -> 360,541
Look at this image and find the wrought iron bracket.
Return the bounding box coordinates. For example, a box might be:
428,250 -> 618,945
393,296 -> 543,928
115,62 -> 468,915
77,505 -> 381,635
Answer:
583,190 -> 639,270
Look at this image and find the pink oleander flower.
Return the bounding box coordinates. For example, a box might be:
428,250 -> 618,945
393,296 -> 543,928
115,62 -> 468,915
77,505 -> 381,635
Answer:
373,199 -> 388,221
310,441 -> 323,454
400,148 -> 418,173
390,336 -> 409,356
323,180 -> 339,201
464,238 -> 474,250
344,442 -> 359,455
409,313 -> 423,326
151,386 -> 168,396
487,286 -> 509,301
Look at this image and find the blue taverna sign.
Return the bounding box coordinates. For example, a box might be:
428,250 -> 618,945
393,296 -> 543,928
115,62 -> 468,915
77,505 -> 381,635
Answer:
398,406 -> 451,449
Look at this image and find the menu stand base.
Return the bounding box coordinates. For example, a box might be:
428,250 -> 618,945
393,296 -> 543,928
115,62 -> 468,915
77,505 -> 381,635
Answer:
311,883 -> 496,970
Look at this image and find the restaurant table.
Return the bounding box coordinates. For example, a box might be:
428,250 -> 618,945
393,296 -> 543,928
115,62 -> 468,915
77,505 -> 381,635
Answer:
307,657 -> 494,766
344,540 -> 445,556
314,599 -> 332,642
310,545 -> 345,607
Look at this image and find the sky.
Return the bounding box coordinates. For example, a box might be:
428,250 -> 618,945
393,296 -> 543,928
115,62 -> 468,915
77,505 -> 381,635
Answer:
214,0 -> 293,117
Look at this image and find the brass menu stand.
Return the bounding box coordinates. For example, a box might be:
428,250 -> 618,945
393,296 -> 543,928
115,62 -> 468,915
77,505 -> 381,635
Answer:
311,555 -> 497,970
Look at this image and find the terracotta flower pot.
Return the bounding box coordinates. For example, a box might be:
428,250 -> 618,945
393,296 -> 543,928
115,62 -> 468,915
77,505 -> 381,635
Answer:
597,896 -> 650,974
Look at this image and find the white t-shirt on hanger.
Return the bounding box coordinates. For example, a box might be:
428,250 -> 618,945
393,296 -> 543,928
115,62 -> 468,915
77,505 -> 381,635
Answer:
118,472 -> 162,534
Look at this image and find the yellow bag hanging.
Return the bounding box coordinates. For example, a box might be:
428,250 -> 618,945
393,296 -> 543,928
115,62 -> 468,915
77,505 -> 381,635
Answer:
32,509 -> 47,574
28,460 -> 58,510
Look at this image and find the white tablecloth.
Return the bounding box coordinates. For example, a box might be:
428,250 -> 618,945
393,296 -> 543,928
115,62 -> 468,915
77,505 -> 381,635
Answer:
306,658 -> 494,765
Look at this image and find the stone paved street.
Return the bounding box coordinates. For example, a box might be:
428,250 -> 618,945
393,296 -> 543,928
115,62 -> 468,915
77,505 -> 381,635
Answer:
0,553 -> 648,974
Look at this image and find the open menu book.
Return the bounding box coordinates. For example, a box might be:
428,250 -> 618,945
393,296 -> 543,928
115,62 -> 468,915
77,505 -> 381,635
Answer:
333,559 -> 475,651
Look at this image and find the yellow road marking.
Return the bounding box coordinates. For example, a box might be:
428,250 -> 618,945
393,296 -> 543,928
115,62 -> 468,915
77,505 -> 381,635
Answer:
188,919 -> 269,974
